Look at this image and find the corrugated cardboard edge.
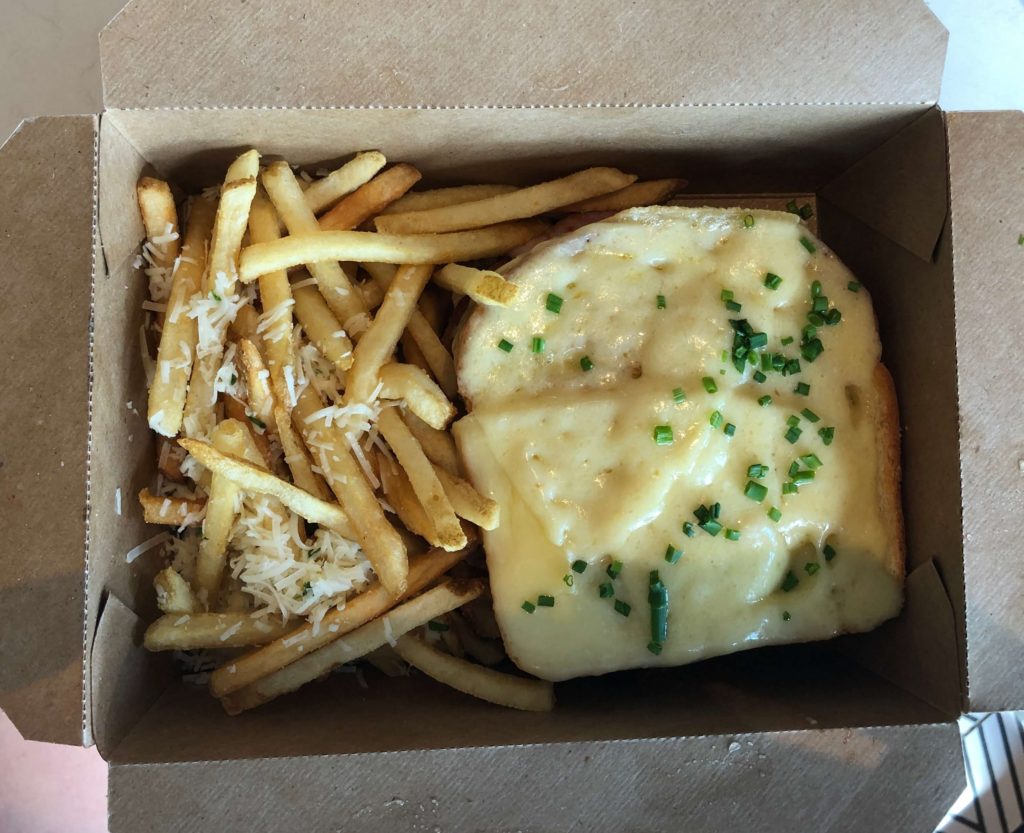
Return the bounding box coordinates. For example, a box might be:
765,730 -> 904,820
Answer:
946,110 -> 1024,713
0,115 -> 98,746
98,0 -> 946,110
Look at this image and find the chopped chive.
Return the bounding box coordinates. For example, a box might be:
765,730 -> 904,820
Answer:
791,470 -> 815,486
522,601 -> 536,613
825,308 -> 842,325
795,382 -> 811,396
782,482 -> 800,495
721,289 -> 734,302
781,336 -> 794,346
702,376 -> 718,394
711,502 -> 721,518
682,521 -> 696,537
761,353 -> 773,372
723,422 -> 736,436
531,335 -> 545,353
614,599 -> 632,617
786,199 -> 799,214
781,571 -> 800,592
537,594 -> 555,607
653,424 -> 674,445
764,272 -> 783,290
580,355 -> 594,371
647,641 -> 664,655
572,560 -> 587,574
743,214 -> 755,228
818,426 -> 835,445
784,426 -> 802,444
497,338 -> 514,352
804,562 -> 820,576
800,236 -> 817,254
672,387 -> 686,404
598,582 -> 615,598
789,460 -> 801,477
847,281 -> 861,293
812,296 -> 829,314
748,332 -> 768,349
744,481 -> 768,502
768,506 -> 783,522
248,414 -> 267,430
428,620 -> 450,632
700,519 -> 723,537
563,574 -> 574,587
721,349 -> 729,363
607,559 -> 623,579
801,339 -> 824,362
709,410 -> 723,429
665,545 -> 682,564
799,453 -> 823,470
725,299 -> 742,312
787,415 -> 801,427
230,373 -> 237,386
801,407 -> 821,423
784,359 -> 801,375
807,312 -> 825,328
811,280 -> 823,297
657,294 -> 667,309
799,203 -> 814,220
747,463 -> 769,478
725,528 -> 741,541
210,291 -> 222,301
754,371 -> 768,384
823,543 -> 837,561
1019,234 -> 1024,246
772,354 -> 787,371
545,292 -> 563,313
782,610 -> 792,621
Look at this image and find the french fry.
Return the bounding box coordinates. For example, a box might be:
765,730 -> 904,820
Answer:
147,195 -> 216,436
156,437 -> 187,482
434,465 -> 499,530
292,386 -> 408,594
223,395 -> 274,469
405,310 -> 458,397
209,539 -> 474,698
248,189 -> 297,410
394,634 -> 554,711
302,151 -> 387,215
376,407 -> 465,551
416,285 -> 449,334
356,276 -> 385,310
136,176 -> 180,332
448,610 -> 506,667
375,167 -> 636,234
238,339 -> 276,432
144,611 -> 292,651
261,161 -> 366,324
378,363 -> 455,429
318,164 -> 422,232
558,177 -> 686,213
434,263 -> 519,307
345,264 -> 434,404
380,183 -> 518,215
228,303 -> 262,349
405,411 -> 460,475
182,150 -> 260,439
154,567 -> 198,614
291,282 -> 354,372
179,434 -> 357,539
400,330 -> 432,376
274,404 -> 329,501
138,488 -> 206,527
379,454 -> 437,542
237,220 -> 547,283
221,578 -> 484,713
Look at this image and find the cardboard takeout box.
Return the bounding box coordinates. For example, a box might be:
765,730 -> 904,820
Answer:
0,1 -> 1021,830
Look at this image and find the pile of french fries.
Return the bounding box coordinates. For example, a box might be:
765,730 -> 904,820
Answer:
134,148 -> 684,713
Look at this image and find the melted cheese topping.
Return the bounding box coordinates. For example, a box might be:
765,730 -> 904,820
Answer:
455,207 -> 902,681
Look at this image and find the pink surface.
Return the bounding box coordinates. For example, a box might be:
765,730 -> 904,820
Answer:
0,709 -> 107,833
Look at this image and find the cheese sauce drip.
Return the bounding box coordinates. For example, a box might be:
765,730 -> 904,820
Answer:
455,207 -> 902,681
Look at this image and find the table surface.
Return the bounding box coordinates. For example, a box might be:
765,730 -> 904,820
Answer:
0,1 -> 1021,831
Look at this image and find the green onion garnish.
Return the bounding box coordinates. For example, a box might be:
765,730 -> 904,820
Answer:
580,355 -> 594,371
725,528 -> 741,541
784,359 -> 801,375
711,502 -> 721,518
653,424 -> 674,445
847,281 -> 861,293
761,353 -> 773,372
757,395 -> 772,408
772,354 -> 787,371
801,339 -> 824,362
800,236 -> 817,254
786,199 -> 799,214
819,426 -> 835,445
702,376 -> 718,394
791,470 -> 815,486
598,582 -> 615,598
801,407 -> 820,423
787,415 -> 800,427
799,203 -> 814,220
782,610 -> 791,621
723,422 -> 736,437
747,463 -> 768,478
725,299 -> 742,312
497,338 -> 514,352
795,382 -> 811,396
754,371 -> 768,384
571,560 -> 588,574
531,335 -> 545,353
748,332 -> 768,349
743,214 -> 755,228
537,594 -> 555,607
812,296 -> 829,314
647,641 -> 663,655
607,559 -> 623,579
522,601 -> 536,613
781,336 -> 794,346
248,414 -> 267,430
721,289 -> 734,302
709,410 -> 723,429
672,387 -> 686,403
683,521 -> 696,537
823,543 -> 837,561
764,272 -> 783,290
782,482 -> 799,495
807,312 -> 825,328
665,545 -> 682,564
657,294 -> 667,309
428,620 -> 449,631
788,460 -> 800,477
768,506 -> 782,522
545,293 -> 563,313
811,280 -> 823,297
744,481 -> 768,502
781,571 -> 800,592
826,308 -> 842,325
785,426 -> 802,444
799,453 -> 823,470
210,291 -> 222,301
563,574 -> 574,587
804,562 -> 820,576
614,599 -> 631,617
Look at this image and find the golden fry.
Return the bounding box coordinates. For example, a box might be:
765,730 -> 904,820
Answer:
144,612 -> 292,651
154,567 -> 198,614
434,263 -> 519,307
378,363 -> 455,429
558,177 -> 686,213
138,488 -> 205,526
302,151 -> 387,215
318,164 -> 422,232
404,411 -> 460,475
291,281 -> 354,372
434,465 -> 499,530
380,183 -> 518,215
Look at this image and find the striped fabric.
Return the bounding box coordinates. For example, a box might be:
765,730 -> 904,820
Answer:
937,713 -> 1024,833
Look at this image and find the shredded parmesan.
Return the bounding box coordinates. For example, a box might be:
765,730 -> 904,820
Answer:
115,487 -> 122,516
382,616 -> 397,647
126,531 -> 173,564
173,615 -> 191,626
219,621 -> 243,642
291,277 -> 317,290
257,298 -> 295,341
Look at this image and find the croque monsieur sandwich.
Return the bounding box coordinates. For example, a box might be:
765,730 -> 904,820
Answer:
454,206 -> 904,682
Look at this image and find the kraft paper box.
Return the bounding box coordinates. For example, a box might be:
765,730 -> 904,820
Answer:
0,1 -> 1020,830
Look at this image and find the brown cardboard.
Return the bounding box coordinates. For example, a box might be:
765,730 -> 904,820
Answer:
0,115 -> 97,746
99,0 -> 947,110
946,110 -> 1024,712
1,0 -> 1021,830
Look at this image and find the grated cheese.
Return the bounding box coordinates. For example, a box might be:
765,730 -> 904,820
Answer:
291,277 -> 317,290
257,298 -> 295,342
173,615 -> 191,626
382,616 -> 397,647
115,487 -> 122,516
126,531 -> 173,563
219,622 -> 243,642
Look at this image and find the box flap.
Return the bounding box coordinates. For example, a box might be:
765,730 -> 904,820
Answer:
100,0 -> 946,110
108,723 -> 963,832
947,110 -> 1024,712
0,115 -> 97,746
